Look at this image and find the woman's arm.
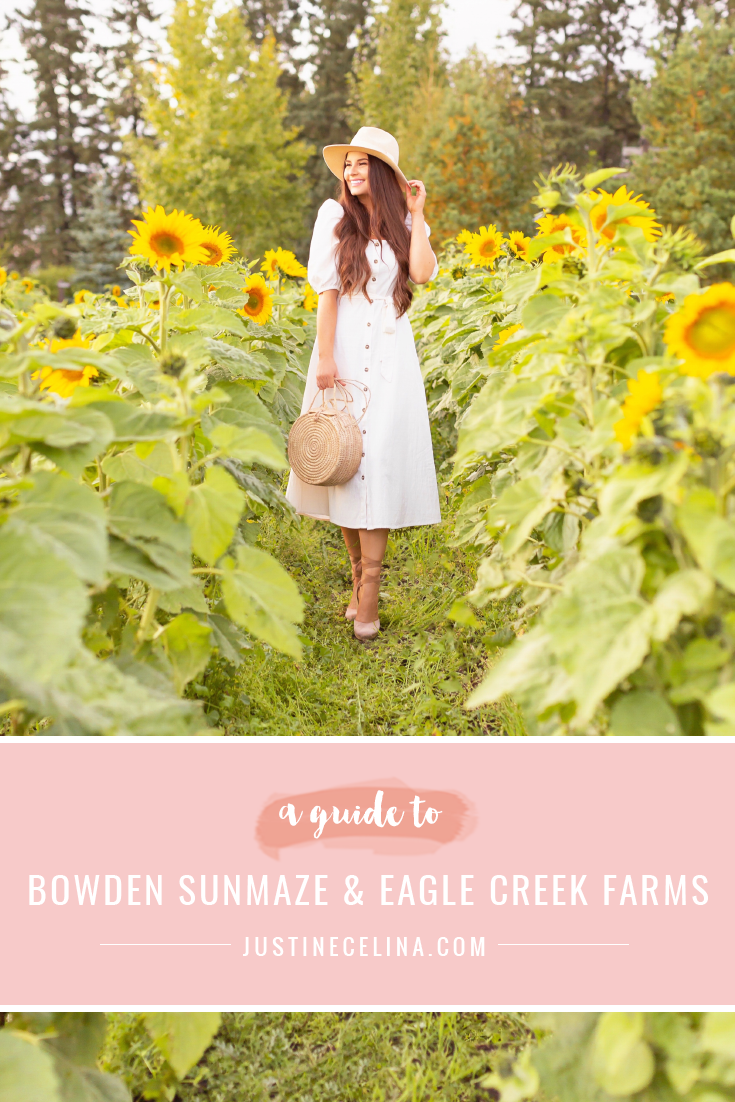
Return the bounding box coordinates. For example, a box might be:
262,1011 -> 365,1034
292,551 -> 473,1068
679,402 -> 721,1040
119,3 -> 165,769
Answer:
315,289 -> 342,389
406,180 -> 436,285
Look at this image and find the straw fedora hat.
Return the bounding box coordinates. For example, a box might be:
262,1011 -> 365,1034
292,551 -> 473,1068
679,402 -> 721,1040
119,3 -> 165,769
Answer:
323,126 -> 409,190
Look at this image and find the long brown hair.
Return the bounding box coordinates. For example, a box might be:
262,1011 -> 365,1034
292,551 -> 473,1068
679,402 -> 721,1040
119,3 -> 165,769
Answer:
335,154 -> 412,317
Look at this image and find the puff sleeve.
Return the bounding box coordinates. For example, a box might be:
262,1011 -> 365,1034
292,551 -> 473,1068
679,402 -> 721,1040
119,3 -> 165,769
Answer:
307,199 -> 343,294
406,211 -> 439,281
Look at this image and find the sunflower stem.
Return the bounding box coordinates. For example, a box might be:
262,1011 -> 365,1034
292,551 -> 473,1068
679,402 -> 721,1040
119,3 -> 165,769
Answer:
136,586 -> 161,648
158,281 -> 170,354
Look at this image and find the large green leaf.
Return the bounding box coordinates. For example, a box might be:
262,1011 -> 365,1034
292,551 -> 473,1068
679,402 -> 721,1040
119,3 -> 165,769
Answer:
183,465 -> 244,564
102,441 -> 177,486
0,1032 -> 59,1102
159,613 -> 213,693
9,472 -> 107,585
83,400 -> 180,442
543,548 -> 653,727
144,1013 -> 221,1079
175,306 -> 246,337
24,647 -> 208,736
35,408 -> 115,477
204,339 -> 270,381
107,482 -> 191,590
221,544 -> 304,657
0,527 -> 88,682
592,1013 -> 655,1096
677,489 -> 735,593
206,423 -> 286,469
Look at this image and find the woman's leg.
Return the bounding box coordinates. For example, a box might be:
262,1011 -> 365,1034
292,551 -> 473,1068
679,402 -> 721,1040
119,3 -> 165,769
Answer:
341,526 -> 362,618
356,527 -> 389,624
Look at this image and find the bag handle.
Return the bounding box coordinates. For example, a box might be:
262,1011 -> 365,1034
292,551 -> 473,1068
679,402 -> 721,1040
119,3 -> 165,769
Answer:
307,378 -> 371,423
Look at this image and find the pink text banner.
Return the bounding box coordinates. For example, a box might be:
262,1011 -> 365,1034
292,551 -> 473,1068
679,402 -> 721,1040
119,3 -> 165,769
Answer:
0,741 -> 730,1007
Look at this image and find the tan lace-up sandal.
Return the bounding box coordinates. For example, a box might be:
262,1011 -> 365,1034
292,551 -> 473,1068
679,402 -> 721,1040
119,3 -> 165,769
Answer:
345,556 -> 362,621
353,557 -> 382,641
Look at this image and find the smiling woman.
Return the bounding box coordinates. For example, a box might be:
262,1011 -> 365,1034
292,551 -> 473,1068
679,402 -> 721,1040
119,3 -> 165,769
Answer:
285,127 -> 442,643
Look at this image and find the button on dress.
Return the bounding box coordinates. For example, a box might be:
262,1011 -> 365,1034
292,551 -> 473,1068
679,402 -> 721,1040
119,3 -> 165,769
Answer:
286,198 -> 442,530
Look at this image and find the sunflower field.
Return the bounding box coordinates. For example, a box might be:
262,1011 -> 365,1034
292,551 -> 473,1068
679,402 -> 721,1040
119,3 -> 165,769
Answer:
413,165 -> 735,736
0,207 -> 317,735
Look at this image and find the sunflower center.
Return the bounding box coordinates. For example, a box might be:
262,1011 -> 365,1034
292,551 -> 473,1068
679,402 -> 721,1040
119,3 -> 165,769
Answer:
479,239 -> 496,257
150,231 -> 185,257
203,243 -> 222,263
247,293 -> 261,310
687,304 -> 735,358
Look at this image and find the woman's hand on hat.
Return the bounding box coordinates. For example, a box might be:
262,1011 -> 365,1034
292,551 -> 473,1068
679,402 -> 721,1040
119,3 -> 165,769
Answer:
406,179 -> 426,214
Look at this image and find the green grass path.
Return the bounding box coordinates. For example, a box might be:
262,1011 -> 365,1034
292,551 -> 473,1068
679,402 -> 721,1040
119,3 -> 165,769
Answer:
102,1011 -> 535,1101
202,509 -> 525,736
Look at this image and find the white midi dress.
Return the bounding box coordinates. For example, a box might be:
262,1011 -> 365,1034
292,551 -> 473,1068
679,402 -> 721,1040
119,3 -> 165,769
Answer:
285,198 -> 442,530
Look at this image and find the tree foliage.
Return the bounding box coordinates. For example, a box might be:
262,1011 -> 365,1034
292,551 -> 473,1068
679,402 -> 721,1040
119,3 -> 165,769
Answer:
350,0 -> 445,137
128,0 -> 312,258
630,10 -> 735,258
510,0 -> 641,170
404,52 -> 542,241
11,0 -> 109,269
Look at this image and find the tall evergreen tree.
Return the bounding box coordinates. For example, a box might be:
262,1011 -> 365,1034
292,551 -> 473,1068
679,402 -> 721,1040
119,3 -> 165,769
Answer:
14,0 -> 107,267
99,0 -> 158,214
129,0 -> 311,258
69,178 -> 131,290
241,0 -> 304,100
294,0 -> 371,232
0,67 -> 32,269
510,0 -> 640,170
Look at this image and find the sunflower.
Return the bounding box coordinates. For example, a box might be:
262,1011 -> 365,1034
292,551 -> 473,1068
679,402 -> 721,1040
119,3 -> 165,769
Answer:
665,283 -> 735,379
111,284 -> 122,297
461,225 -> 506,268
535,213 -> 586,262
261,250 -> 280,280
238,273 -> 273,325
456,229 -> 473,246
495,323 -> 522,348
614,370 -> 663,449
276,248 -> 307,278
303,283 -> 318,312
0,268 -> 6,286
128,205 -> 208,272
507,231 -> 531,261
261,247 -> 307,280
33,332 -> 99,398
590,185 -> 661,243
21,277 -> 34,292
200,225 -> 237,266
10,271 -> 19,280
74,289 -> 93,304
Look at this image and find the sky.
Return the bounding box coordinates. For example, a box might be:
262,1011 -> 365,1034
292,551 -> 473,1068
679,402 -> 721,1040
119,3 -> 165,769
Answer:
0,0 -> 521,113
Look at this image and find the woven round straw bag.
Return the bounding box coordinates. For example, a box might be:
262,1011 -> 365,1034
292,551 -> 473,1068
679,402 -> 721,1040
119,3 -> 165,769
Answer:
288,380 -> 370,486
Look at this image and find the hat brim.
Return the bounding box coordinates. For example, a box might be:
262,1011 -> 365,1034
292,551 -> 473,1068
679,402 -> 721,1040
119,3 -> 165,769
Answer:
323,144 -> 409,190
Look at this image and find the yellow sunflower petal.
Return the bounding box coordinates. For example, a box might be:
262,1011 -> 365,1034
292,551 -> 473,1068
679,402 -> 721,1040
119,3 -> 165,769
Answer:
665,283 -> 735,378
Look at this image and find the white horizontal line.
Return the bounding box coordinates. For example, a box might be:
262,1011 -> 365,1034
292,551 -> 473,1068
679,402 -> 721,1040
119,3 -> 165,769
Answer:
100,943 -> 231,947
498,943 -> 629,946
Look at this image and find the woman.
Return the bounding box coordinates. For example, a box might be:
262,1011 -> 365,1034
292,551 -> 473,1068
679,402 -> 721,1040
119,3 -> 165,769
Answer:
286,126 -> 441,641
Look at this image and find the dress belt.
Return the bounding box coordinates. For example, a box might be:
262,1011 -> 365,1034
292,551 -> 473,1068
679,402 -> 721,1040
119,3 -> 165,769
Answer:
371,296 -> 397,383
